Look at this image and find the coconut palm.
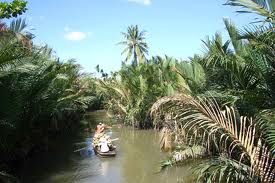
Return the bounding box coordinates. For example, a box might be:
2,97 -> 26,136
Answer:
118,25 -> 149,66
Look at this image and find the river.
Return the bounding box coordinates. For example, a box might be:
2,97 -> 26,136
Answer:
21,110 -> 195,183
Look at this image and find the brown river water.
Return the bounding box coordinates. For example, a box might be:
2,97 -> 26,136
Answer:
21,110 -> 195,183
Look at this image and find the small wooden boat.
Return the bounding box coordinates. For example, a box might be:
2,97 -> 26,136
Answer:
93,146 -> 116,157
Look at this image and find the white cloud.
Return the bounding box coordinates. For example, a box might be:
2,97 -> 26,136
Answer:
128,0 -> 151,5
64,32 -> 87,41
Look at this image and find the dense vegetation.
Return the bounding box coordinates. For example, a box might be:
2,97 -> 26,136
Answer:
97,0 -> 275,182
0,0 -> 274,182
0,16 -> 100,183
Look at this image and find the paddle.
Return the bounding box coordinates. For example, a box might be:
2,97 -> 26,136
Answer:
73,146 -> 90,152
111,138 -> 119,142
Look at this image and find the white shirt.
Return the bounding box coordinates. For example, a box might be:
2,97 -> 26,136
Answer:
99,141 -> 109,153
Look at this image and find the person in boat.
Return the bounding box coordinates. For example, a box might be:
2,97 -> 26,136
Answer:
93,123 -> 114,152
98,136 -> 110,153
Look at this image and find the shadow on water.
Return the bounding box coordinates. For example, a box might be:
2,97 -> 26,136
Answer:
21,110 -> 196,183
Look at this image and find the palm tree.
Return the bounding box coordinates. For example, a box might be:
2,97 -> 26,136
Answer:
96,56 -> 189,128
0,45 -> 96,159
0,19 -> 31,75
0,18 -> 98,183
151,94 -> 275,182
118,25 -> 149,66
225,0 -> 275,24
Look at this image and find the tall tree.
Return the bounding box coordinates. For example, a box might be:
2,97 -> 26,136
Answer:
118,25 -> 149,66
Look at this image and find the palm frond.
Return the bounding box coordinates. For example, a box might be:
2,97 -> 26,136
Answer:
225,0 -> 275,23
160,145 -> 206,170
151,94 -> 275,182
194,156 -> 258,182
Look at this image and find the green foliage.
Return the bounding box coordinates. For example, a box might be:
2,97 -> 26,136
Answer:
0,19 -> 99,179
174,59 -> 206,94
0,0 -> 27,19
194,156 -> 258,183
148,8 -> 274,180
151,95 -> 275,182
96,56 -> 192,128
94,0 -> 275,182
256,109 -> 275,152
0,0 -> 272,182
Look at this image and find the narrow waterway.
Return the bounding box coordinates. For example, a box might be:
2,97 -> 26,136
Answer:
21,110 -> 195,183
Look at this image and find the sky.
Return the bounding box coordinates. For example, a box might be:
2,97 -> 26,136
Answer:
11,0 -> 258,73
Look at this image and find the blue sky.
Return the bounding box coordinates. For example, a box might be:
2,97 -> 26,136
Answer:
15,0 -> 257,73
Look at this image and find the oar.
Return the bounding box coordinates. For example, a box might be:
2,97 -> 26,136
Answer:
73,145 -> 91,152
111,138 -> 119,142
